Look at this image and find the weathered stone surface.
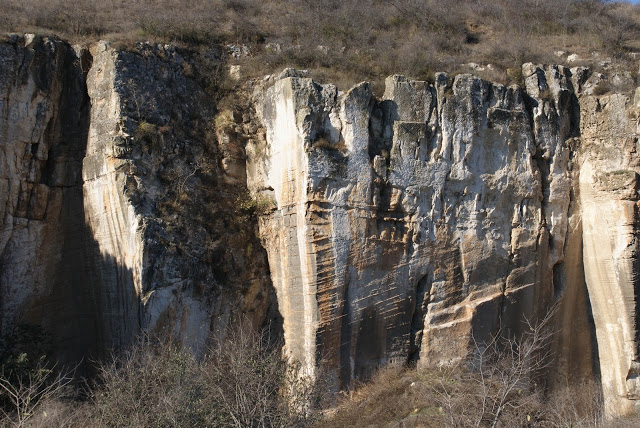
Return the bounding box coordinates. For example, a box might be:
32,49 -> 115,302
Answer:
3,34 -> 640,418
247,64 -> 640,416
578,91 -> 640,416
83,41 -> 274,353
249,71 -> 564,386
1,37 -> 275,363
0,35 -> 97,363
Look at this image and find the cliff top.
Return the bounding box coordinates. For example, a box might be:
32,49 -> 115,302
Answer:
2,0 -> 640,91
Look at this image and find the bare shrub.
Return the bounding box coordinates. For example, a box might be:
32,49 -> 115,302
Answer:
0,324 -> 76,428
0,361 -> 74,428
90,339 -> 204,427
87,321 -> 321,428
435,310 -> 556,427
544,381 -> 603,427
200,320 -> 325,427
317,307 -> 606,428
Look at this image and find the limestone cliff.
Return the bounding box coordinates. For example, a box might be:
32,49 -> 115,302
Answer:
2,35 -> 640,417
247,66 -> 640,415
0,36 -> 274,363
0,35 -> 95,362
83,41 -> 274,352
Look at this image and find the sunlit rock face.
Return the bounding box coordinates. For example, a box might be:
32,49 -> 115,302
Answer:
578,91 -> 640,416
2,34 -> 640,417
249,66 -> 640,415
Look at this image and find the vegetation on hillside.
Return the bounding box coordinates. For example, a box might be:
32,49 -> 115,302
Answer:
0,322 -> 320,427
2,310 -> 636,427
2,0 -> 640,88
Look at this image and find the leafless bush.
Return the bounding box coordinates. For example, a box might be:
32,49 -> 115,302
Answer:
87,321 -> 321,428
544,381 -> 603,427
0,360 -> 74,428
90,338 -> 203,427
319,307 -> 608,428
201,321 -> 317,427
435,309 -> 556,427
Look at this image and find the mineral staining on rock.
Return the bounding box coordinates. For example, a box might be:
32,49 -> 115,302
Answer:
249,66 -> 640,415
578,92 -> 640,416
2,34 -> 640,418
250,69 -> 558,385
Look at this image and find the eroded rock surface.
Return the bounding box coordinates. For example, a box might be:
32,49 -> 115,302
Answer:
0,35 -> 96,362
578,91 -> 640,415
1,37 -> 275,362
248,66 -> 640,415
82,41 -> 276,352
2,34 -> 640,417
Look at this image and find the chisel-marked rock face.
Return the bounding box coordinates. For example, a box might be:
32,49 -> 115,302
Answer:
249,66 -> 640,416
2,35 -> 640,417
250,69 -> 561,385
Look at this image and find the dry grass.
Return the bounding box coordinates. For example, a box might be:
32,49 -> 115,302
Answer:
317,310 -> 606,428
316,365 -> 444,428
316,365 -> 608,428
2,0 -> 640,88
2,323 -> 317,428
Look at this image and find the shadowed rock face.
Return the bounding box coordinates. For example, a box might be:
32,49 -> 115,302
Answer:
2,35 -> 640,417
80,40 -> 278,354
248,67 -> 640,415
0,35 -> 99,363
1,37 -> 275,364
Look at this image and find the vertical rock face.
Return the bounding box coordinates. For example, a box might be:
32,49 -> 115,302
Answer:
249,69 -> 578,385
81,41 -> 275,353
1,37 -> 274,362
578,92 -> 640,415
3,34 -> 640,417
248,65 -> 639,415
0,35 -> 96,362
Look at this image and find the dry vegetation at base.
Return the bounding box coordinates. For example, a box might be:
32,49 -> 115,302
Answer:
318,366 -> 608,428
4,310 -> 639,428
318,311 -> 609,428
0,322 -> 320,428
2,0 -> 640,88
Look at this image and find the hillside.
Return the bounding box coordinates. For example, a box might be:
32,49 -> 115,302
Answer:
2,0 -> 640,89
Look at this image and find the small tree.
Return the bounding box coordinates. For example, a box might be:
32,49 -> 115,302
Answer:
0,359 -> 73,428
436,308 -> 557,427
200,320 -> 319,428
